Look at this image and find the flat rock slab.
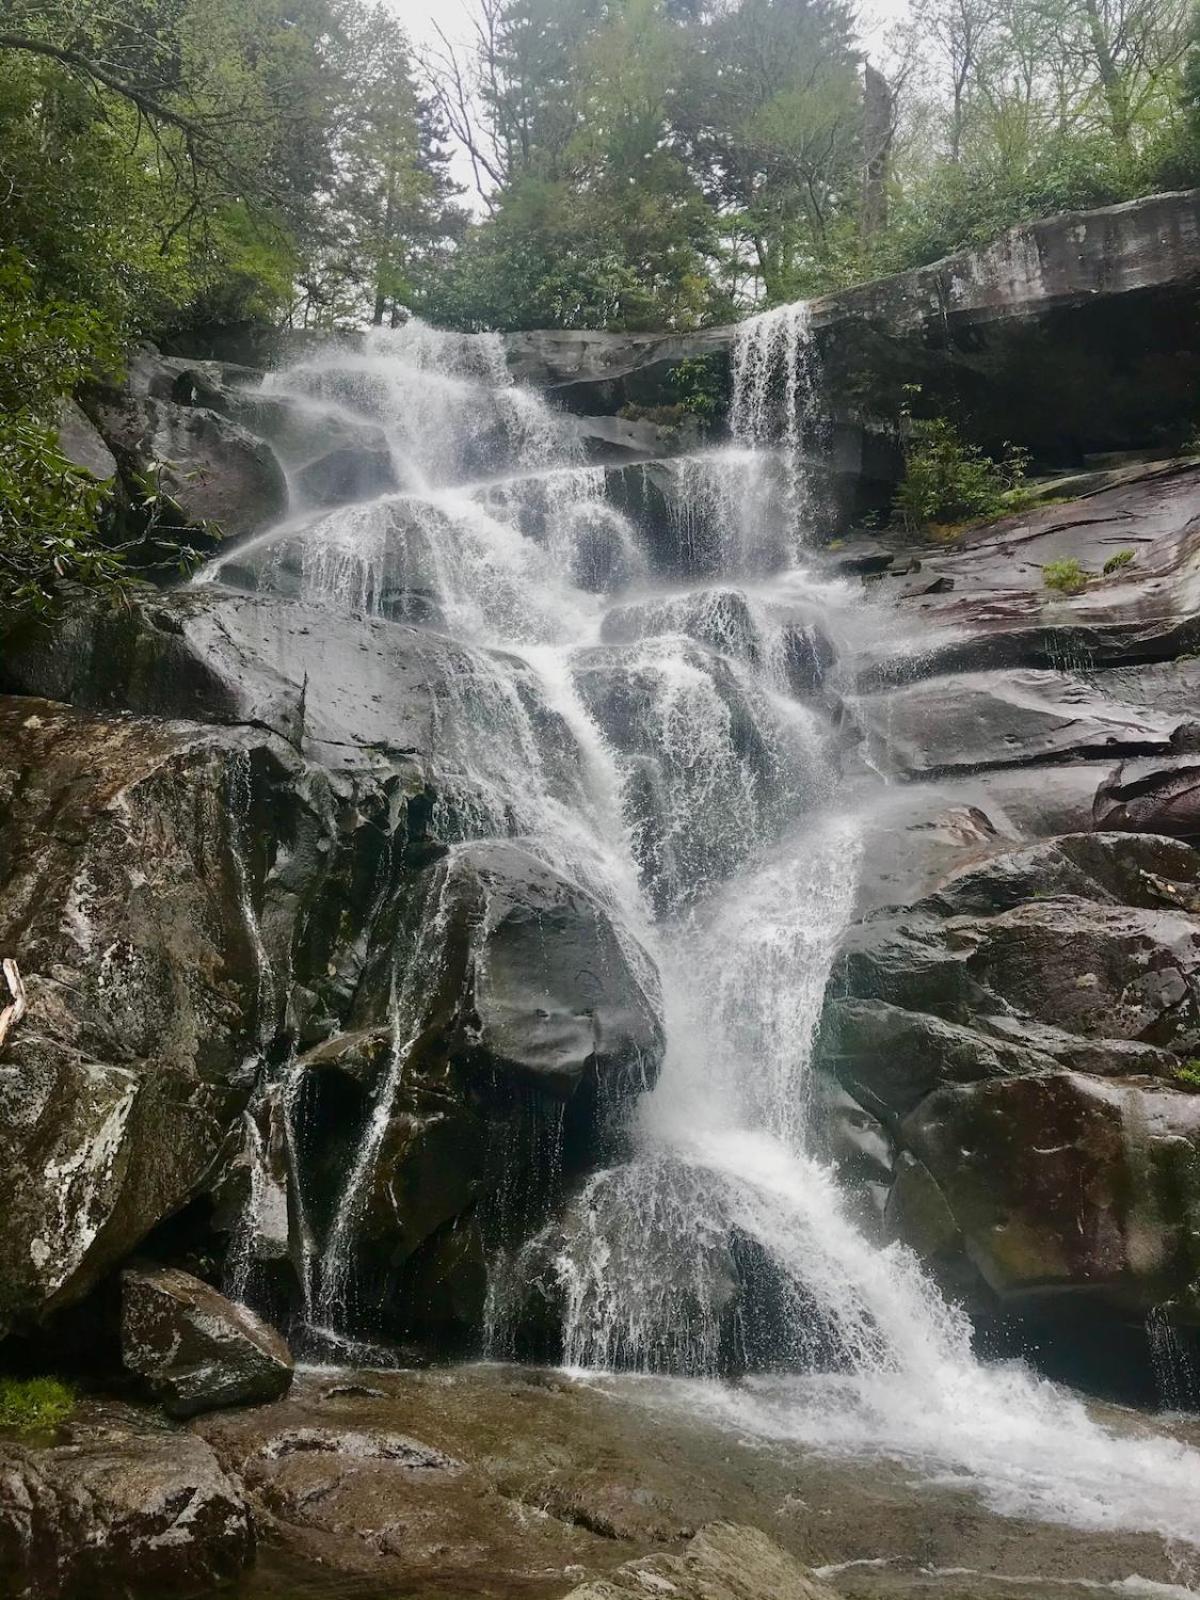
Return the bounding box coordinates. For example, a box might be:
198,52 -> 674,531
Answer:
853,462 -> 1200,686
190,1363 -> 1196,1600
848,663 -> 1200,779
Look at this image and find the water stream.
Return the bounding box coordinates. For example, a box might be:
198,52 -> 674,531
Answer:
215,314 -> 1200,1559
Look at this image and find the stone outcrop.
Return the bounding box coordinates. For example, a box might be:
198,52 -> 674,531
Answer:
0,1413 -> 252,1599
121,1265 -> 294,1417
818,462 -> 1200,1331
0,699 -> 307,1334
85,389 -> 288,537
0,580 -> 665,1348
508,190 -> 1200,496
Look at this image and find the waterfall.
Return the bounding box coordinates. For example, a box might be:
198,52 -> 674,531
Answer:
216,313 -> 1200,1553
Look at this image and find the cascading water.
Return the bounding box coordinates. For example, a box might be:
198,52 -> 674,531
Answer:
218,313 -> 1200,1555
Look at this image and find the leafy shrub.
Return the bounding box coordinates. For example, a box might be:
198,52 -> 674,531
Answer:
894,411 -> 1031,532
1102,549 -> 1136,575
667,356 -> 725,421
0,253 -> 138,634
0,1376 -> 76,1433
1175,1060 -> 1200,1088
1043,559 -> 1089,594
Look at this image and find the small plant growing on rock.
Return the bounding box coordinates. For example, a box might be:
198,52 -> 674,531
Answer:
894,398 -> 1032,533
1043,558 -> 1089,594
1175,1060 -> 1200,1088
1102,549 -> 1135,575
0,1376 -> 76,1433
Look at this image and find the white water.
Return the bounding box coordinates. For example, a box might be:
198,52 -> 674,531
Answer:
216,314 -> 1200,1557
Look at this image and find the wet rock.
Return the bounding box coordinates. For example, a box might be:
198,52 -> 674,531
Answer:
84,390 -> 287,539
0,699 -> 311,1332
0,1418 -> 252,1598
1094,757 -> 1200,841
429,842 -> 663,1101
905,1071 -> 1200,1307
821,831 -> 1200,1320
0,586 -> 582,794
573,638 -> 819,911
849,664 -> 1200,780
121,1264 -> 293,1417
569,412 -> 704,463
854,462 -> 1200,689
168,365 -> 398,511
562,1522 -> 838,1600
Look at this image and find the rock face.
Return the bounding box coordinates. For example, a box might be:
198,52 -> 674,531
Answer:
0,1414 -> 252,1599
0,699 -> 303,1335
0,582 -> 665,1349
816,463 -> 1200,1333
121,1264 -> 293,1417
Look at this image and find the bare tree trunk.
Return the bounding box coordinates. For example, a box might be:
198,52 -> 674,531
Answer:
1082,0 -> 1132,147
862,63 -> 894,250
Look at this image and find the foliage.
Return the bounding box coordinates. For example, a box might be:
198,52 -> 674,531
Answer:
0,256 -> 133,633
1043,558 -> 1090,593
1103,549 -> 1137,574
894,410 -> 1031,531
0,1377 -> 76,1433
668,356 -> 726,420
1175,1059 -> 1200,1087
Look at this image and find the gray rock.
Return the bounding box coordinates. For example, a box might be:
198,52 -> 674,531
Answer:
848,664 -> 1200,780
121,1264 -> 293,1417
904,1070 -> 1200,1306
0,699 -> 307,1332
853,462 -> 1200,688
430,841 -> 663,1100
1094,756 -> 1200,841
562,1521 -> 838,1600
0,1418 -> 252,1598
54,400 -> 116,481
86,391 -> 287,538
821,830 -> 1200,1319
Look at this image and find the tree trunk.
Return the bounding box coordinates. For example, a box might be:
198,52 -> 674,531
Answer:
1082,0 -> 1132,148
862,63 -> 894,250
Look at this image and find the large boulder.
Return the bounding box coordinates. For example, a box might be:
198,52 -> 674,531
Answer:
426,842 -> 663,1101
121,1265 -> 293,1417
0,699 -> 313,1333
818,832 -> 1200,1320
0,1416 -> 252,1598
283,841 -> 664,1344
85,390 -> 287,539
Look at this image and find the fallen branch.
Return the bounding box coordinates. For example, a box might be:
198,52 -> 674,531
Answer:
0,959 -> 26,1050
